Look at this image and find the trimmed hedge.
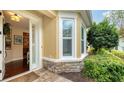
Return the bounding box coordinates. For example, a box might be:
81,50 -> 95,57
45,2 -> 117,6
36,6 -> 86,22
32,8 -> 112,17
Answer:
111,50 -> 124,60
83,49 -> 124,82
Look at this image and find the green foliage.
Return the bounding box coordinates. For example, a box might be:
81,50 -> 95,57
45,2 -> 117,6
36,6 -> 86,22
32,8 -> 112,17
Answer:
111,50 -> 124,60
83,49 -> 124,82
87,20 -> 119,51
106,11 -> 124,37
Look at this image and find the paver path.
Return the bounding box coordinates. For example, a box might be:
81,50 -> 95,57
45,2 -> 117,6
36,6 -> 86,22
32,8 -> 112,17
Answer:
33,69 -> 72,82
8,69 -> 72,82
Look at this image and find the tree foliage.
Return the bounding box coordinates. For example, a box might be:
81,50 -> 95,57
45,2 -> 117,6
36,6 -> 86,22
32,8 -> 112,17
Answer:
87,20 -> 119,51
105,10 -> 124,36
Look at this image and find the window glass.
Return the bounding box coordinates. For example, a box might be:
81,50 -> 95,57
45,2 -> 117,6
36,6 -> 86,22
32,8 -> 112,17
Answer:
63,20 -> 73,37
81,27 -> 84,53
63,39 -> 72,56
81,27 -> 84,40
62,19 -> 74,57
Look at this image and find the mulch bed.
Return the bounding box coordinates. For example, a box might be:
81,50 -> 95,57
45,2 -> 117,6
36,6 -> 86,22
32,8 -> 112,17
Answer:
59,72 -> 94,82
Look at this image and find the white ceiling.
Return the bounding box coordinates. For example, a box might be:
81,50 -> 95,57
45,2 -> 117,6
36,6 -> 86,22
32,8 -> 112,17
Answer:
3,10 -> 29,30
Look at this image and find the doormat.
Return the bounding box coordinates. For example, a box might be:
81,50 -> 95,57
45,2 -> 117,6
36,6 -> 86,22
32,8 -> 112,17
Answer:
8,72 -> 40,82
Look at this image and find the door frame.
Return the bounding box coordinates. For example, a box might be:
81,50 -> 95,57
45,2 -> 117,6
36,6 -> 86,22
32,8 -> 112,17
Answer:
0,11 -> 5,80
5,11 -> 42,72
29,19 -> 42,70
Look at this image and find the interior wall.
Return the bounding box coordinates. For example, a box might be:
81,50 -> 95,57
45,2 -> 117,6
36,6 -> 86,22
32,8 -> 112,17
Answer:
5,26 -> 29,63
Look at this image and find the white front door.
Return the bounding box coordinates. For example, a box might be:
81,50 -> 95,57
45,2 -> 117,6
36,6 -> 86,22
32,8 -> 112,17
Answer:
0,11 -> 5,80
29,20 -> 40,70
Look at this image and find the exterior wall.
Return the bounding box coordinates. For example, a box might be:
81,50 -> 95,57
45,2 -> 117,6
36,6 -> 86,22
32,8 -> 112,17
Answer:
42,12 -> 88,73
118,37 -> 124,51
42,15 -> 58,59
77,13 -> 82,58
77,13 -> 87,58
43,60 -> 83,73
42,11 -> 86,60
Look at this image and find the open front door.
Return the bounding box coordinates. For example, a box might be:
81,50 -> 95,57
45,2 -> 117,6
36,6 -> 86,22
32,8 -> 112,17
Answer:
0,11 -> 5,80
29,20 -> 40,70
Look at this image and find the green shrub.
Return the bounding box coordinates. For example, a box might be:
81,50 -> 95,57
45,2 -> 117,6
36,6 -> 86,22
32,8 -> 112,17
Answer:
83,49 -> 124,82
87,47 -> 95,55
87,20 -> 119,51
111,50 -> 124,60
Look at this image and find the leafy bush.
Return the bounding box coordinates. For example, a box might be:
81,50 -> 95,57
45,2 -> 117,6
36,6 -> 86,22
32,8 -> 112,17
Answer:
87,47 -> 95,55
87,20 -> 119,51
111,50 -> 124,60
83,49 -> 124,82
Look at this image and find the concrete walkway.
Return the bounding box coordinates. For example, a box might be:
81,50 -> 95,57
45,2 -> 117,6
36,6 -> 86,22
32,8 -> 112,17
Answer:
33,69 -> 72,82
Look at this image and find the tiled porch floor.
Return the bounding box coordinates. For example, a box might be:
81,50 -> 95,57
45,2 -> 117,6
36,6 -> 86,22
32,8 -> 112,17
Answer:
8,69 -> 72,82
33,69 -> 72,82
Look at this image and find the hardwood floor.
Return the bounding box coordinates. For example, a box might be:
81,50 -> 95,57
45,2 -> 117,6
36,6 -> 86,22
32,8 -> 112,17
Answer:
4,59 -> 29,79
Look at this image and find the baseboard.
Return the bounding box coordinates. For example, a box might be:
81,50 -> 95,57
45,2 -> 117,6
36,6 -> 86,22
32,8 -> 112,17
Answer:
5,58 -> 24,64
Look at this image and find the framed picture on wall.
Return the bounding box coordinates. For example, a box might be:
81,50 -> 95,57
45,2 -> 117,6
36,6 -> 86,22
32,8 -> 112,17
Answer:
14,35 -> 23,45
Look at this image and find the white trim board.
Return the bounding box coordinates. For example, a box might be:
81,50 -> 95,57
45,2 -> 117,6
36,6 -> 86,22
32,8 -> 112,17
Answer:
80,25 -> 87,55
42,53 -> 88,63
5,58 -> 24,63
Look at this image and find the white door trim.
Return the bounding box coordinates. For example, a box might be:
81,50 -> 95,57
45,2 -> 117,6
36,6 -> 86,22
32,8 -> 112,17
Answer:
8,11 -> 42,70
10,10 -> 43,71
0,11 -> 5,80
29,19 -> 42,71
0,11 -> 42,81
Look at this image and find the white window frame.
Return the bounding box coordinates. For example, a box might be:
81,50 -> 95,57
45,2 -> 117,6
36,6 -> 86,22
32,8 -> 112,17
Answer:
81,26 -> 84,54
59,12 -> 77,59
61,18 -> 75,58
81,24 -> 87,55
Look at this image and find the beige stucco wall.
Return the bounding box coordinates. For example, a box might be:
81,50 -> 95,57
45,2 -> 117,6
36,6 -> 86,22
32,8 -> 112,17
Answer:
42,11 -> 86,59
42,15 -> 58,59
76,13 -> 82,58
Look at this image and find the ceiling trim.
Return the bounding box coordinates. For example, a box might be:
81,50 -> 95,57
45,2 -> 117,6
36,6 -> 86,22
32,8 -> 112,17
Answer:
37,10 -> 57,18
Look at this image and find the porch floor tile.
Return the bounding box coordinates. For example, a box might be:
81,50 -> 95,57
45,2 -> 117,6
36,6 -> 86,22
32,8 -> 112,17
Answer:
33,69 -> 72,82
8,69 -> 72,82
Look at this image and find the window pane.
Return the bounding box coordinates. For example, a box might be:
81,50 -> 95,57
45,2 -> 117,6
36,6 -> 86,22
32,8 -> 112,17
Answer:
63,20 -> 73,37
81,27 -> 84,40
81,41 -> 84,53
81,27 -> 84,53
32,25 -> 36,64
63,39 -> 72,56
